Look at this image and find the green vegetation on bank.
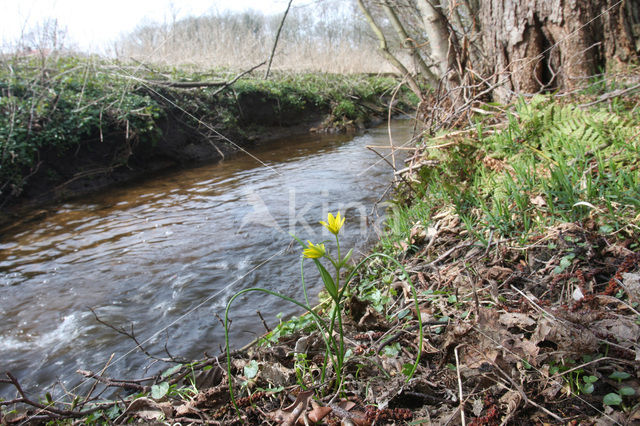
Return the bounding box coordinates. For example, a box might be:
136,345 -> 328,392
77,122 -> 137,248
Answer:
219,83 -> 640,423
384,93 -> 640,251
0,54 -> 415,207
3,71 -> 640,423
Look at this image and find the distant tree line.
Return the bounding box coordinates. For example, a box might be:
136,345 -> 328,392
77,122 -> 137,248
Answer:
114,1 -> 395,73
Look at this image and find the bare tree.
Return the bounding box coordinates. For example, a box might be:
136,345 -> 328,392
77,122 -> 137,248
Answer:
357,0 -> 640,122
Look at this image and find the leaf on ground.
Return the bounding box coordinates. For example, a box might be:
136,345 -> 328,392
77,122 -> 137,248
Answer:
259,362 -> 295,387
499,390 -> 522,421
115,397 -> 173,423
531,317 -> 598,354
595,318 -> 640,350
366,376 -> 405,409
194,365 -> 224,389
244,360 -> 259,379
409,223 -> 427,244
151,382 -> 170,400
267,389 -> 314,426
499,312 -> 536,329
623,272 -> 640,300
308,401 -> 332,423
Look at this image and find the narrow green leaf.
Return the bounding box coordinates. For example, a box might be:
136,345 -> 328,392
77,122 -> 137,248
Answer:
339,248 -> 353,267
313,259 -> 338,301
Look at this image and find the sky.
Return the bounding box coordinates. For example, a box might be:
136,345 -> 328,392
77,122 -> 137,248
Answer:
0,0 -> 291,52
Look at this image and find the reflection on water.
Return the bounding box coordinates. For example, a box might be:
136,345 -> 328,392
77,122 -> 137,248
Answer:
0,121 -> 414,397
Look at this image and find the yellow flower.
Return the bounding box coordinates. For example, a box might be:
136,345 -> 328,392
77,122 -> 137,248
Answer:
303,240 -> 326,258
320,212 -> 345,235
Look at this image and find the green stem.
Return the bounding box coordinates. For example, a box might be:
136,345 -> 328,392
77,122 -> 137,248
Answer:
300,258 -> 335,385
333,233 -> 345,391
224,287 -> 334,421
326,300 -> 341,389
337,301 -> 345,370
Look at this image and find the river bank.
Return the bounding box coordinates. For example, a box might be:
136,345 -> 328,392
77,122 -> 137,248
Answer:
0,54 -> 417,228
3,64 -> 640,424
0,119 -> 419,419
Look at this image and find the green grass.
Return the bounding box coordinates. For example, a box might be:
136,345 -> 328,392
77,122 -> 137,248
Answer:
0,55 -> 163,198
382,94 -> 640,250
0,54 -> 415,203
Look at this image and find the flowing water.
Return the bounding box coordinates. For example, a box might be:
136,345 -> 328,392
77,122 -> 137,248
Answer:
0,120 -> 414,398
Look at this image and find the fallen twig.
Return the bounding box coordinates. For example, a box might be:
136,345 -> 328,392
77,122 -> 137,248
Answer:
4,372 -> 91,418
77,370 -> 149,392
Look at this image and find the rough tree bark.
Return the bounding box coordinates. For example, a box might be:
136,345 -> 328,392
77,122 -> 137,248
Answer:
359,0 -> 638,107
479,0 -> 639,102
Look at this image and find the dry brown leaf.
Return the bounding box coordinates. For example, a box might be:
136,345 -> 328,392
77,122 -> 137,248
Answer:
593,317 -> 640,350
409,223 -> 427,244
540,380 -> 563,400
499,390 -> 522,423
485,265 -> 514,281
392,280 -> 412,302
531,317 -> 598,354
498,313 -> 536,329
530,194 -> 547,208
260,362 -> 295,387
464,348 -> 499,369
307,401 -> 332,423
603,243 -> 634,258
115,397 -> 173,423
623,272 -> 640,301
338,400 -> 356,411
284,390 -> 314,426
266,390 -> 315,425
357,305 -> 385,329
366,377 -> 405,409
194,365 -> 224,389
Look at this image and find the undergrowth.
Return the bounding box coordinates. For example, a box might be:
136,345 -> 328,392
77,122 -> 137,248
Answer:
0,54 -> 413,204
383,94 -> 640,251
4,75 -> 640,425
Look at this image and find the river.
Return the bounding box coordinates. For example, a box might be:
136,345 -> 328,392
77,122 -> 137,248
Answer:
0,120 -> 414,398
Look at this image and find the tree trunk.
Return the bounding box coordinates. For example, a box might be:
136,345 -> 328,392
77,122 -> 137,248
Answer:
356,0 -> 425,98
382,0 -> 440,86
479,0 -> 639,103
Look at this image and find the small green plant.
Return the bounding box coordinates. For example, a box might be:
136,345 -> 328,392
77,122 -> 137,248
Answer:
548,358 -> 600,396
603,370 -> 636,408
224,212 -> 423,421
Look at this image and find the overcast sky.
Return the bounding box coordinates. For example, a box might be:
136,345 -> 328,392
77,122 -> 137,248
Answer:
0,0 -> 292,51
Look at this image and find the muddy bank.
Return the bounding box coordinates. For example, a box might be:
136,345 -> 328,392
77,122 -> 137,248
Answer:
0,94 -> 387,230
1,57 -> 415,227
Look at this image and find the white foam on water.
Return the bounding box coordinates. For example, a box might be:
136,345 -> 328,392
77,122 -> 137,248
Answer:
0,314 -> 81,353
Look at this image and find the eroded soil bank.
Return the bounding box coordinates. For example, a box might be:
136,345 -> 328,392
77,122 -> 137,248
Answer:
0,56 -> 415,227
